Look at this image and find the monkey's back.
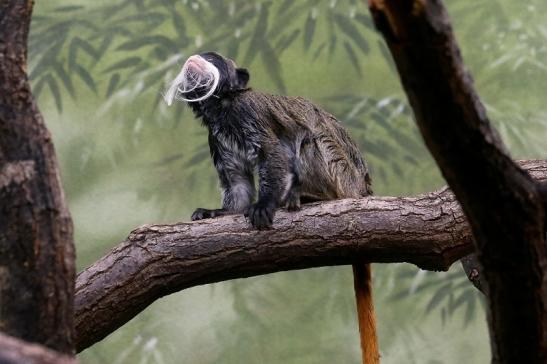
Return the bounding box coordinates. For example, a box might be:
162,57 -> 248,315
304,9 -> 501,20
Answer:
233,91 -> 372,200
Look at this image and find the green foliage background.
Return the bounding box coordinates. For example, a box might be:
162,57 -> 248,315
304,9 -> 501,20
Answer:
29,0 -> 547,363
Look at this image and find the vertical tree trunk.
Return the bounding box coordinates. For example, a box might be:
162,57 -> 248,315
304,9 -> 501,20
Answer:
367,0 -> 547,362
0,333 -> 75,364
0,0 -> 75,354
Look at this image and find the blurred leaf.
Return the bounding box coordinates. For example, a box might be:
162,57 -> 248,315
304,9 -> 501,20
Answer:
100,1 -> 131,20
53,61 -> 75,98
426,283 -> 452,313
45,74 -> 62,112
30,41 -> 65,80
342,41 -> 362,76
105,73 -> 121,97
54,5 -> 85,12
333,13 -> 369,54
391,161 -> 403,177
30,58 -> 50,80
75,19 -> 101,33
269,2 -> 308,40
170,11 -> 189,47
151,46 -> 167,61
312,42 -> 326,61
243,3 -> 270,66
328,34 -> 337,58
361,139 -> 396,158
226,38 -> 241,60
274,29 -> 301,54
464,296 -> 476,327
69,37 -> 99,70
119,12 -> 166,27
449,290 -> 473,316
103,57 -> 142,73
354,13 -> 374,31
95,33 -> 115,59
303,11 -> 317,50
276,0 -> 296,17
73,64 -> 97,93
32,76 -> 47,99
174,100 -> 185,122
153,153 -> 184,167
261,41 -> 286,93
117,35 -> 178,53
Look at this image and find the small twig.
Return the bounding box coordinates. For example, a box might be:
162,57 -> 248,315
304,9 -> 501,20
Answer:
460,253 -> 486,295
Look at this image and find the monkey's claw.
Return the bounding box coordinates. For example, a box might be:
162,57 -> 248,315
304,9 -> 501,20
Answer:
245,202 -> 275,230
287,200 -> 301,211
285,194 -> 301,212
191,208 -> 223,221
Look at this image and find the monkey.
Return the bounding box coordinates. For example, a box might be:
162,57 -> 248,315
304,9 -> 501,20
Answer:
164,51 -> 379,363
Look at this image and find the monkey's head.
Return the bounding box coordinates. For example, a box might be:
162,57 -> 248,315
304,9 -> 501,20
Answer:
164,52 -> 249,105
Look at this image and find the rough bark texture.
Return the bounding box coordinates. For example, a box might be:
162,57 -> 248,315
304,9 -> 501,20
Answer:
74,160 -> 547,352
368,1 -> 547,362
0,0 -> 75,354
0,333 -> 76,364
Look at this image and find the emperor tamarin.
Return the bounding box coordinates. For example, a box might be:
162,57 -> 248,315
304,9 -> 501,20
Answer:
165,51 -> 378,362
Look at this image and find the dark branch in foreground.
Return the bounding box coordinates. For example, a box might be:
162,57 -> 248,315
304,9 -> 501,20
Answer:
0,333 -> 75,364
368,1 -> 547,362
461,160 -> 547,296
74,160 -> 547,352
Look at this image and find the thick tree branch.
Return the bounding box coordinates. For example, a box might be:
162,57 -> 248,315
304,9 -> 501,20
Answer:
0,333 -> 75,364
368,1 -> 547,362
75,189 -> 470,351
0,0 -> 75,353
74,160 -> 547,352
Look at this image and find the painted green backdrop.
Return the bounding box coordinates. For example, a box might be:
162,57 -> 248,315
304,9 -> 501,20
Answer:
29,0 -> 547,363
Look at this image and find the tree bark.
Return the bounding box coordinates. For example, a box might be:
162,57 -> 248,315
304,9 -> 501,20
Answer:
0,0 -> 75,354
368,1 -> 547,362
0,333 -> 75,364
73,159 -> 547,352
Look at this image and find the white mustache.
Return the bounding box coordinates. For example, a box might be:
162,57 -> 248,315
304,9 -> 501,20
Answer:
164,55 -> 220,105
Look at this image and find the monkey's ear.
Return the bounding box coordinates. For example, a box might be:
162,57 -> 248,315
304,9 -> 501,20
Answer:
236,68 -> 249,88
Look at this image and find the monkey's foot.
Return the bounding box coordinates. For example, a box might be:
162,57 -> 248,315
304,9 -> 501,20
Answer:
285,193 -> 301,212
191,208 -> 226,221
245,202 -> 275,230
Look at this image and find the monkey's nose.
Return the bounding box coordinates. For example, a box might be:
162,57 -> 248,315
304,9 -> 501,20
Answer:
185,55 -> 206,72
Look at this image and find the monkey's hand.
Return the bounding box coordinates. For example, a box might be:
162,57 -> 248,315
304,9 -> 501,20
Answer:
191,208 -> 227,221
245,201 -> 275,230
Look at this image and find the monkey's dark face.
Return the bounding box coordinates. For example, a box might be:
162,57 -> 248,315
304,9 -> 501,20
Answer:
164,51 -> 249,105
199,52 -> 249,96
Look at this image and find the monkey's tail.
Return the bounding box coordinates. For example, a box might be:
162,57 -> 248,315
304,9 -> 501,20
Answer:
352,263 -> 379,364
